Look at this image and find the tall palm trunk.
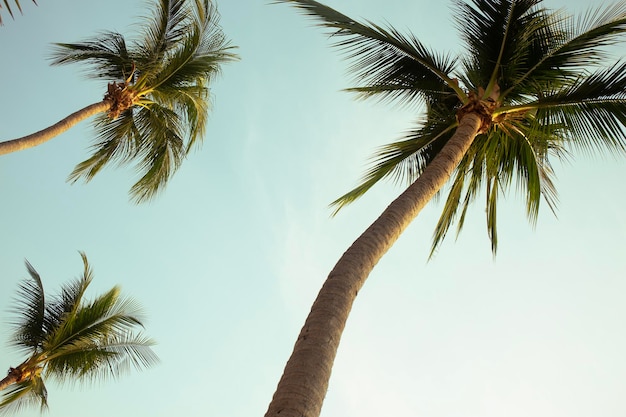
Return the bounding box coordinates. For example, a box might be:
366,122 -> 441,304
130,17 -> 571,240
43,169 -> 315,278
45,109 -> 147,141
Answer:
264,111 -> 484,417
0,101 -> 111,155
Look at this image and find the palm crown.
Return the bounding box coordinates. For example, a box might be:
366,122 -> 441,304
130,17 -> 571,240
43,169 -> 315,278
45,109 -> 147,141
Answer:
51,0 -> 237,202
280,0 -> 626,253
1,0 -> 238,202
0,253 -> 158,415
265,2 -> 626,416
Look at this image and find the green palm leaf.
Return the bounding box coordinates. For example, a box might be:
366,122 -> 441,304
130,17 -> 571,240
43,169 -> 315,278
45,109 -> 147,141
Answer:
3,0 -> 237,202
280,0 -> 626,254
0,0 -> 36,25
330,114 -> 458,213
273,0 -> 465,103
1,253 -> 157,414
507,1 -> 626,95
57,0 -> 236,202
141,0 -> 189,63
50,33 -> 134,81
268,2 -> 626,416
128,104 -> 186,203
9,262 -> 46,352
0,377 -> 47,416
456,0 -> 549,91
527,63 -> 626,154
45,333 -> 157,383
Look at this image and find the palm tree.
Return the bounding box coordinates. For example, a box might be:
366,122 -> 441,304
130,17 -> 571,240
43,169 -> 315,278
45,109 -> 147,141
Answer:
0,0 -> 36,25
0,0 -> 237,203
267,1 -> 626,416
0,252 -> 158,415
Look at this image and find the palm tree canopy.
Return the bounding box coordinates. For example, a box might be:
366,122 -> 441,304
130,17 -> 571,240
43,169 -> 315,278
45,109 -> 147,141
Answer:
0,253 -> 158,415
49,0 -> 238,203
276,0 -> 626,254
0,0 -> 36,25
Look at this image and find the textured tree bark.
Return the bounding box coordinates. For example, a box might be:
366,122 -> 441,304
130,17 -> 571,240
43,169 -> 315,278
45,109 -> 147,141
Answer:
0,373 -> 19,391
264,112 -> 484,417
0,361 -> 31,391
0,101 -> 111,156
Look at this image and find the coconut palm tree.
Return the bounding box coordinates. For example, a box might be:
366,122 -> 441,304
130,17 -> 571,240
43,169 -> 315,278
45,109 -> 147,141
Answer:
267,1 -> 626,416
0,0 -> 237,203
0,253 -> 158,415
0,0 -> 36,25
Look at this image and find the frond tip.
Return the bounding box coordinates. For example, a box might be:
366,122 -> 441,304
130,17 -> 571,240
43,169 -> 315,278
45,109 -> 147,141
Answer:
0,0 -> 38,25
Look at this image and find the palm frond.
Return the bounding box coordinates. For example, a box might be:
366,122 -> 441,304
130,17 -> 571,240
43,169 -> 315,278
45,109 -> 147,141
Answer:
503,2 -> 626,97
281,0 -> 626,254
45,288 -> 137,350
140,4 -> 236,90
45,285 -> 145,352
430,115 -> 564,255
0,376 -> 47,416
44,253 -> 93,341
150,85 -> 210,152
9,261 -> 46,352
38,253 -> 157,382
141,0 -> 189,62
274,0 -> 465,102
127,104 -> 186,203
0,0 -> 36,25
522,62 -> 626,155
136,0 -> 236,89
330,118 -> 457,214
50,33 -> 134,82
456,0 -> 548,94
0,0 -> 21,24
566,0 -> 626,64
44,333 -> 157,384
66,111 -> 141,185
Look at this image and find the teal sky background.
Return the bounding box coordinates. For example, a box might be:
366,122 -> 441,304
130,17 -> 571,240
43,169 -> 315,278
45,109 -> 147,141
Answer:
1,0 -> 625,416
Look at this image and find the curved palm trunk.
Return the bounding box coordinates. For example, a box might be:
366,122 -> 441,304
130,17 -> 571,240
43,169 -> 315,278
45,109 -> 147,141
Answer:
0,359 -> 33,391
0,373 -> 19,392
0,101 -> 111,156
264,112 -> 484,417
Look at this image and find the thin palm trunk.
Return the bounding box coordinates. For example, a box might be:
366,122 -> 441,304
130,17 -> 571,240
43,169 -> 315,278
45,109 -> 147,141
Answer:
0,374 -> 18,391
264,112 -> 484,417
0,101 -> 111,155
0,359 -> 32,391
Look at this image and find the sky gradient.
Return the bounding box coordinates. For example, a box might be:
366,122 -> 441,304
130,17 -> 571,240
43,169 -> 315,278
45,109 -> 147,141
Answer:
1,0 -> 625,416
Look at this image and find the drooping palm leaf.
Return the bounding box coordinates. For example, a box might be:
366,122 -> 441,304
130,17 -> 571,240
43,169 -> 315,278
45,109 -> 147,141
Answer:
45,333 -> 157,384
525,63 -> 626,154
0,377 -> 47,416
273,0 -> 465,103
330,111 -> 458,213
279,0 -> 626,254
268,2 -> 626,416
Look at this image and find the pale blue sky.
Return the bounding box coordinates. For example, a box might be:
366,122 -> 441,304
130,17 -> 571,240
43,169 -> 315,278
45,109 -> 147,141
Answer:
1,1 -> 625,417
